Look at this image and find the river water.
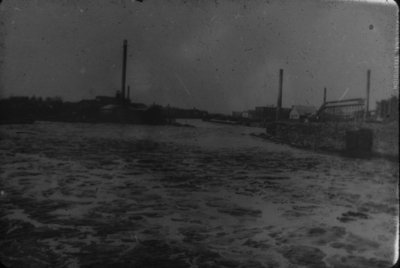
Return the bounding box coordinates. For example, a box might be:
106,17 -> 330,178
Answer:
0,120 -> 398,267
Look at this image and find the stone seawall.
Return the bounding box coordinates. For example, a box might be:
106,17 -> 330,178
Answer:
265,121 -> 398,159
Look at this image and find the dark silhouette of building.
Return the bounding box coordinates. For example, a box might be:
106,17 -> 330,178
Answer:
375,95 -> 399,122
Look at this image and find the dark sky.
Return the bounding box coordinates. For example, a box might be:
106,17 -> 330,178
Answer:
0,0 -> 398,113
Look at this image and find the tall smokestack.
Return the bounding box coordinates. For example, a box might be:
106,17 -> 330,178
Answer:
365,69 -> 371,120
121,39 -> 128,101
276,69 -> 283,121
323,87 -> 327,104
127,85 -> 130,101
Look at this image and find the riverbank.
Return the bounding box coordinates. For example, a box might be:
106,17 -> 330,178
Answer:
262,121 -> 398,161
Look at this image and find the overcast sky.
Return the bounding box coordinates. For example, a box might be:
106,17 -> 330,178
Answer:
0,0 -> 398,113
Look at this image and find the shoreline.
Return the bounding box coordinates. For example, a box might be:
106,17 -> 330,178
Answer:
250,132 -> 399,163
263,121 -> 398,160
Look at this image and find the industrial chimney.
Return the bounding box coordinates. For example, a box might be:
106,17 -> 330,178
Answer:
364,69 -> 371,121
323,87 -> 327,104
121,39 -> 128,102
276,69 -> 283,121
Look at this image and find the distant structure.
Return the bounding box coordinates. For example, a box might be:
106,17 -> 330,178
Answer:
95,96 -> 118,104
0,40 -> 168,125
375,95 -> 399,122
92,39 -> 165,124
317,98 -> 365,122
121,39 -> 128,102
364,69 -> 371,121
232,111 -> 243,118
231,105 -> 290,123
166,107 -> 208,119
289,105 -> 317,121
230,69 -> 290,125
276,69 -> 283,121
314,70 -> 377,122
255,106 -> 277,121
0,97 -> 35,124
